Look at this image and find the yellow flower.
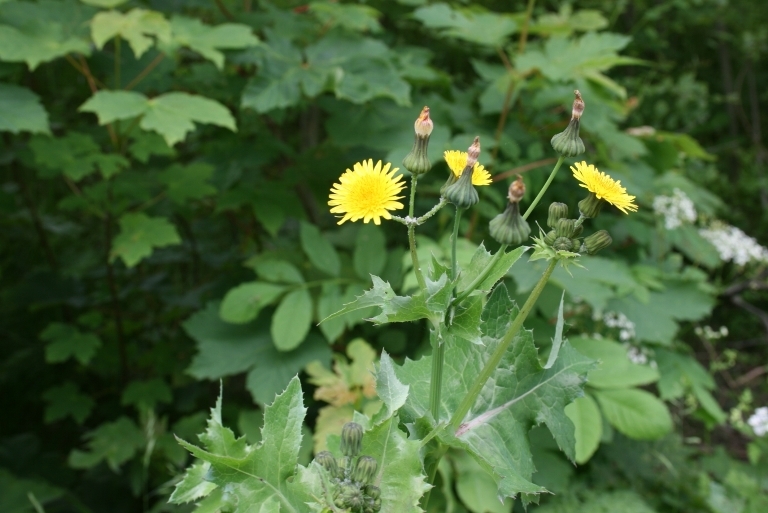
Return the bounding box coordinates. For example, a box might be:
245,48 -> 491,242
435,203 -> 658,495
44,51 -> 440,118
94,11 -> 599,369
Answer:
443,150 -> 492,186
329,159 -> 405,225
571,161 -> 638,214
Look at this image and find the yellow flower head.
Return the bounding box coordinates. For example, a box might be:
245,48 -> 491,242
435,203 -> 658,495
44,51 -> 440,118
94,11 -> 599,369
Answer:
443,150 -> 492,186
571,161 -> 638,214
329,159 -> 405,225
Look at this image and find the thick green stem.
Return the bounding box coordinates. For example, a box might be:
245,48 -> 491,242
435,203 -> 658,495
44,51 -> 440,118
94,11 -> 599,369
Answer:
450,259 -> 557,431
455,243 -> 508,304
451,207 -> 464,281
429,330 -> 445,421
522,156 -> 564,220
408,175 -> 427,291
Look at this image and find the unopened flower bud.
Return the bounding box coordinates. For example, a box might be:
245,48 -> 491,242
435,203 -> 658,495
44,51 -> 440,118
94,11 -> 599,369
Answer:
581,230 -> 612,255
443,137 -> 481,209
508,175 -> 525,203
364,485 -> 381,500
578,192 -> 603,219
553,237 -> 574,251
544,230 -> 557,246
489,202 -> 530,246
550,90 -> 585,157
547,202 -> 569,228
403,106 -> 433,176
352,456 -> 378,484
555,218 -> 578,239
336,483 -> 364,510
465,136 -> 480,168
315,451 -> 340,478
340,422 -> 363,457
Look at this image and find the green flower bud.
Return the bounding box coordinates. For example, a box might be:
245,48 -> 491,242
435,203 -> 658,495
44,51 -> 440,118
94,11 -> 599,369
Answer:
578,192 -> 603,219
489,202 -> 530,246
547,202 -> 569,228
402,106 -> 433,176
582,230 -> 612,255
544,230 -> 557,246
443,165 -> 478,209
364,485 -> 381,500
314,451 -> 340,478
352,456 -> 378,484
373,498 -> 382,511
555,218 -> 578,239
440,173 -> 457,196
550,119 -> 585,157
550,91 -> 586,157
340,422 -> 364,457
553,236 -> 574,251
335,483 -> 364,510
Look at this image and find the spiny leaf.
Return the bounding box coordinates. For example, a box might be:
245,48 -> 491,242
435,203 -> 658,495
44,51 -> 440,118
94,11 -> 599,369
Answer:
394,284 -> 594,499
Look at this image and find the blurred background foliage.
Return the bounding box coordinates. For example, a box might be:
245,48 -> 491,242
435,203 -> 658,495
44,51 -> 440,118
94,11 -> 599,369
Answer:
1,0 -> 767,512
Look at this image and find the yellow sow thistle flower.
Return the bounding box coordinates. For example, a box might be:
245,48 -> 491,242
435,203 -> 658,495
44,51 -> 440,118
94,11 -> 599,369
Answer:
328,159 -> 405,225
443,150 -> 492,186
571,161 -> 638,215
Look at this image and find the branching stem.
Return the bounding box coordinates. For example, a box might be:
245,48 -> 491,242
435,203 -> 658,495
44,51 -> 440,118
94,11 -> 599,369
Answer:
455,243 -> 508,304
450,259 -> 557,431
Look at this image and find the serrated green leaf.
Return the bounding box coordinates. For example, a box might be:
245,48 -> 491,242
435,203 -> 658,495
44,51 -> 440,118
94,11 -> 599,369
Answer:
41,322 -> 102,365
571,337 -> 659,389
158,162 -> 216,203
121,378 -> 172,410
376,352 -> 409,419
184,303 -> 331,405
447,296 -> 483,344
564,394 -> 602,464
91,8 -> 171,58
413,3 -> 518,47
545,292 -> 566,369
69,417 -> 145,471
169,462 -> 217,504
457,244 -> 528,297
321,275 -> 432,325
394,284 -> 594,499
219,281 -> 285,324
0,83 -> 49,134
174,377 -> 323,511
110,213 -> 181,267
29,132 -> 128,180
163,15 -> 258,69
0,0 -> 93,69
42,382 -> 94,424
453,449 -> 512,513
592,388 -> 672,440
79,90 -> 147,124
354,224 -> 387,279
309,2 -> 382,33
299,221 -> 341,276
271,288 -> 313,351
128,131 -> 174,163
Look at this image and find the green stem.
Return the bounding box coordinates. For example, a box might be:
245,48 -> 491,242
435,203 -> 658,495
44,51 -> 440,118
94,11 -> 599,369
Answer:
408,175 -> 427,291
449,259 -> 557,431
522,156 -> 564,221
451,207 -> 464,281
417,198 -> 448,224
454,243 -> 508,304
429,330 -> 445,421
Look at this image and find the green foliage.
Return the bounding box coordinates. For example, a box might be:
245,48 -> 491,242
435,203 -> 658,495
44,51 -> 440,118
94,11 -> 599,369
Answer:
0,83 -> 49,134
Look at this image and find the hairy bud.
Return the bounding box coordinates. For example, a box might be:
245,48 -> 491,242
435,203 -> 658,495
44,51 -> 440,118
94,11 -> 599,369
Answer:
340,422 -> 364,457
352,456 -> 378,484
582,230 -> 612,255
547,202 -> 569,228
550,90 -> 586,157
314,451 -> 340,478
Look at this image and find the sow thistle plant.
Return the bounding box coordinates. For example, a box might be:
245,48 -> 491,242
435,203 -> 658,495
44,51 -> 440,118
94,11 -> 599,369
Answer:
171,92 -> 639,512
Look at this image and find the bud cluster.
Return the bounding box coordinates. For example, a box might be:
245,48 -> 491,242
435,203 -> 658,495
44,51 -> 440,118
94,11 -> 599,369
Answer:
315,422 -> 382,513
540,202 -> 612,255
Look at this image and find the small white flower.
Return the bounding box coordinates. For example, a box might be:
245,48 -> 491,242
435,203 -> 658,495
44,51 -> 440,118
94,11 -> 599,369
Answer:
603,311 -> 636,341
747,407 -> 768,437
652,188 -> 697,230
626,346 -> 649,365
699,222 -> 768,266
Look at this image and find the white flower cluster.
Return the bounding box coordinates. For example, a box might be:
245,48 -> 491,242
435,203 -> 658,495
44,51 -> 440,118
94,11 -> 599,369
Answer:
602,311 -> 636,341
694,325 -> 729,341
626,346 -> 648,365
748,407 -> 768,437
699,223 -> 768,266
652,188 -> 697,230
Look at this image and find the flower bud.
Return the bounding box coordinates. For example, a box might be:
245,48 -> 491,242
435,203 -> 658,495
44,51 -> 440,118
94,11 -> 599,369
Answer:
578,192 -> 603,219
364,485 -> 381,500
340,422 -> 364,457
547,202 -> 569,228
352,456 -> 378,484
315,451 -> 340,478
489,202 -> 530,246
443,137 -> 480,208
544,230 -> 557,246
550,90 -> 585,157
402,106 -> 432,176
335,483 -> 364,510
555,218 -> 578,239
581,230 -> 612,255
553,236 -> 574,251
